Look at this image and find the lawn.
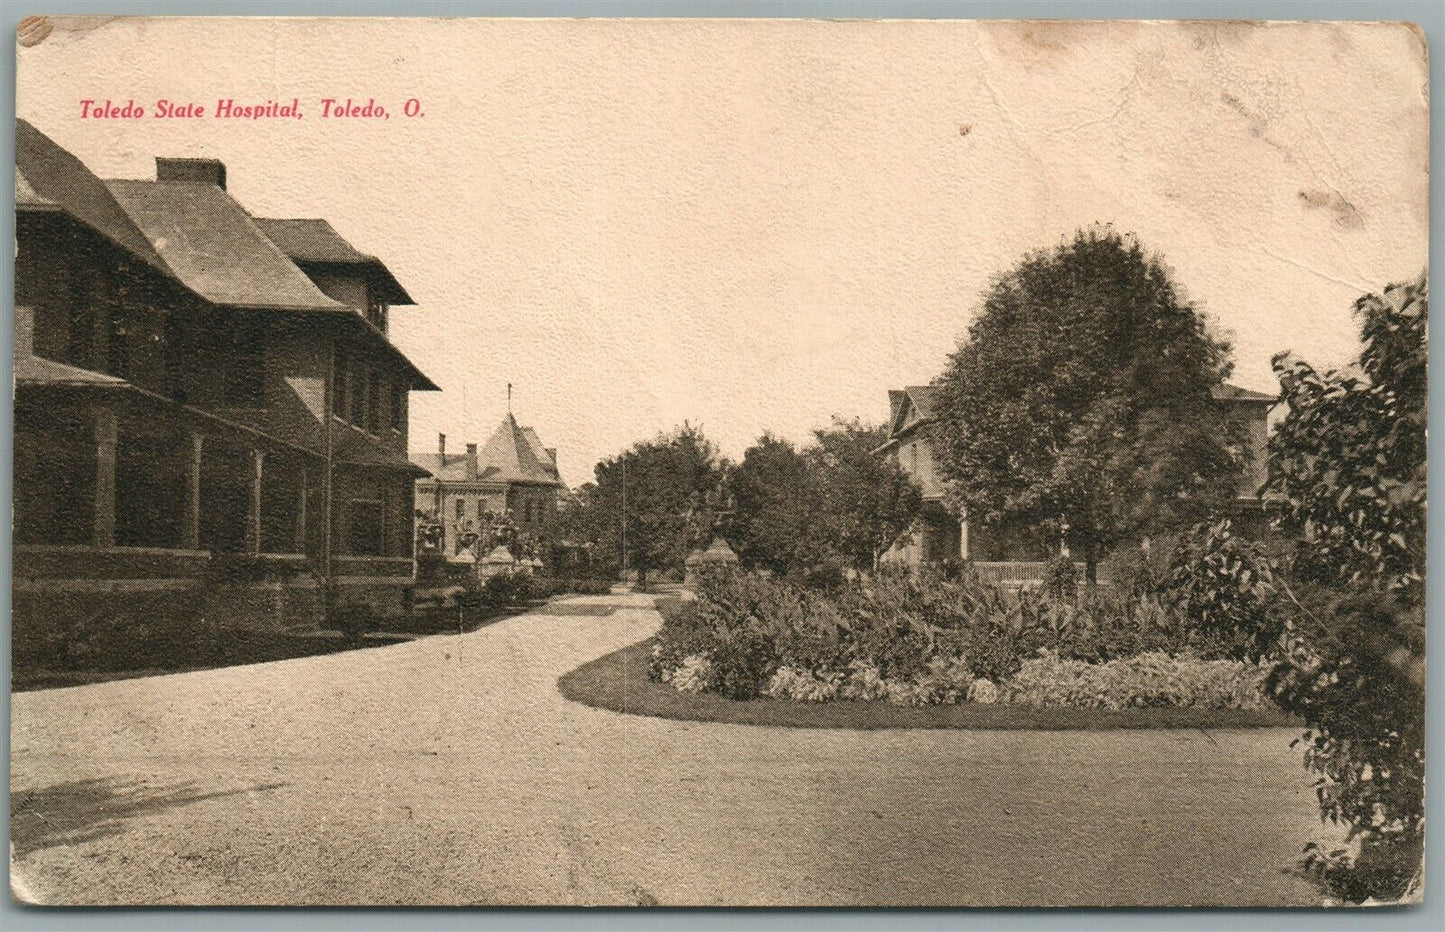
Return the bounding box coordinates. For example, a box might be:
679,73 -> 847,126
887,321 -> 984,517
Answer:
557,635 -> 1299,731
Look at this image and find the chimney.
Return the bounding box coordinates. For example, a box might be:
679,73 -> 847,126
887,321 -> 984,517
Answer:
14,306 -> 35,360
465,443 -> 479,481
155,157 -> 227,189
438,432 -> 447,458
545,447 -> 558,465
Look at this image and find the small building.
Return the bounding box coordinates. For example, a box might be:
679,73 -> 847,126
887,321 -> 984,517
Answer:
877,382 -> 1277,574
13,119 -> 436,639
412,414 -> 565,558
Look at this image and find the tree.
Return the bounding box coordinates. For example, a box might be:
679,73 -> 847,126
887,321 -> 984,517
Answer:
933,226 -> 1240,579
1263,273 -> 1426,902
726,419 -> 922,578
586,425 -> 726,586
727,434 -> 822,576
808,418 -> 922,571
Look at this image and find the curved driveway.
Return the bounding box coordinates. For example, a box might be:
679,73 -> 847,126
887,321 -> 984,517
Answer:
11,592 -> 1325,906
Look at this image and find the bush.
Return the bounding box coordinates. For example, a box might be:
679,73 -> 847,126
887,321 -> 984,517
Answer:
651,567 -> 1225,707
1164,519 -> 1280,661
1258,276 -> 1427,902
1005,650 -> 1272,711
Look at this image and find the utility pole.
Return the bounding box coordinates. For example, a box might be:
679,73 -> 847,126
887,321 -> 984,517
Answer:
620,457 -> 628,580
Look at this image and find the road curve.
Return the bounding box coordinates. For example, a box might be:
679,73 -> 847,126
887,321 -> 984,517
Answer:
11,592 -> 1325,906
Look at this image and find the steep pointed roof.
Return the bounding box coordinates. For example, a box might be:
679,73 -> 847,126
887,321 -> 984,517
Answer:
476,413 -> 563,486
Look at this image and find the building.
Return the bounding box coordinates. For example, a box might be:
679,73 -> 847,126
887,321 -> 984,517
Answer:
412,414 -> 566,558
13,119 -> 436,636
877,382 -> 1277,573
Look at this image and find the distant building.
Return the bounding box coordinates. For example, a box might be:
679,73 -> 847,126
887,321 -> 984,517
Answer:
13,119 -> 436,634
413,414 -> 565,557
877,382 -> 1277,572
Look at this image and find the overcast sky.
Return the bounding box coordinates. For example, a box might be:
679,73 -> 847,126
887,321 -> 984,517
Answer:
18,17 -> 1429,487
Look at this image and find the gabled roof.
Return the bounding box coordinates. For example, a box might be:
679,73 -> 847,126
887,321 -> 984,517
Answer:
253,217 -> 415,305
105,179 -> 346,312
1212,383 -> 1278,404
15,119 -> 169,273
885,384 -> 940,441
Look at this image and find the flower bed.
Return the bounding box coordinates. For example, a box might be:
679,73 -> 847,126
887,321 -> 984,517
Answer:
649,570 -> 1276,711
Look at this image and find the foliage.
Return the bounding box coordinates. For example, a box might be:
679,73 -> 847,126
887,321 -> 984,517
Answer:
651,567 -> 1243,705
808,418 -> 924,571
582,424 -> 726,583
727,434 -> 826,576
1004,650 -> 1273,711
933,227 -> 1241,575
1043,554 -> 1078,600
1257,273 -> 1427,903
1163,519 -> 1281,661
725,419 -> 922,577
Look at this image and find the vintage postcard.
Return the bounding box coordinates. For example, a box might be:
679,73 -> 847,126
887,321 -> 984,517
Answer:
10,16 -> 1429,907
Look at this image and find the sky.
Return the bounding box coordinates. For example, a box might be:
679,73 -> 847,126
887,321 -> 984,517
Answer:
17,17 -> 1429,488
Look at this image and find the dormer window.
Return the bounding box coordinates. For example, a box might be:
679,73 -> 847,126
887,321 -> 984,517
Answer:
366,294 -> 388,331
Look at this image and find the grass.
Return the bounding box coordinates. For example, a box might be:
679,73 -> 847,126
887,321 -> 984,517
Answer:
557,636 -> 1299,731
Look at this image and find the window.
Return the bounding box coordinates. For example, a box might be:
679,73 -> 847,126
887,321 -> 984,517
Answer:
366,294 -> 388,331
106,313 -> 130,380
349,362 -> 365,424
391,383 -> 405,430
224,318 -> 265,407
333,347 -> 348,418
346,499 -> 384,556
454,497 -> 464,520
366,372 -> 380,433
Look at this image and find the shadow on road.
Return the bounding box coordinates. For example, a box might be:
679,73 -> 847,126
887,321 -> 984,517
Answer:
10,777 -> 287,859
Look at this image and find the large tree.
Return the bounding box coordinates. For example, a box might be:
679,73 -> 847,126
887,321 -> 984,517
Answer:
808,418 -> 922,571
585,424 -> 726,585
933,227 -> 1240,578
726,419 -> 921,577
727,434 -> 822,576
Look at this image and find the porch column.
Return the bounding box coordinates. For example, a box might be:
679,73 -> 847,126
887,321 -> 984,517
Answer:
92,408 -> 117,548
247,448 -> 265,554
959,509 -> 969,561
183,432 -> 203,550
295,465 -> 309,555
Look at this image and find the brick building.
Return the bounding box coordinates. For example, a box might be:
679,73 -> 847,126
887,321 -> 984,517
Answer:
13,119 -> 436,636
412,414 -> 566,558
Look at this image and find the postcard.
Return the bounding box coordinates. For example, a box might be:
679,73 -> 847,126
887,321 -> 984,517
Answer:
11,16 -> 1428,907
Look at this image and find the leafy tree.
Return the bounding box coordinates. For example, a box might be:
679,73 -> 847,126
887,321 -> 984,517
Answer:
584,425 -> 726,586
808,418 -> 922,571
727,434 -> 822,576
933,226 -> 1240,579
1263,273 -> 1426,902
726,419 -> 921,578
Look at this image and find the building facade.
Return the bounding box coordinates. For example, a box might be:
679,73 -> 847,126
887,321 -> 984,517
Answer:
877,382 -> 1277,573
412,414 -> 565,559
13,119 -> 436,638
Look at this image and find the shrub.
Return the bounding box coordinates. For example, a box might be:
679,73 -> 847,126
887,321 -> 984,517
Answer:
765,666 -> 843,703
1164,519 -> 1280,661
1043,554 -> 1078,599
1260,276 -> 1427,902
1004,650 -> 1272,711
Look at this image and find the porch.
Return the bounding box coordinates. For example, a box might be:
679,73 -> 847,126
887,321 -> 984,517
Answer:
14,396 -> 319,587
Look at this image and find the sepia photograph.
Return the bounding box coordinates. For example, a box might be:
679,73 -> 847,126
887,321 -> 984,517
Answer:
7,13 -> 1431,909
